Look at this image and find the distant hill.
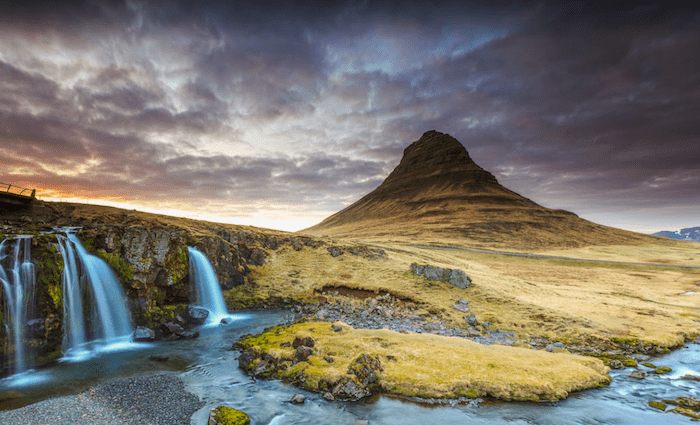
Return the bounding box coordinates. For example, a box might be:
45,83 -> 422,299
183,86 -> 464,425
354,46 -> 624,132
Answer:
302,130 -> 672,250
653,227 -> 700,242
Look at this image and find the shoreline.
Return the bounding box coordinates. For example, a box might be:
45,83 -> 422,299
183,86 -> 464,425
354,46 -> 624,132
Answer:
0,373 -> 203,425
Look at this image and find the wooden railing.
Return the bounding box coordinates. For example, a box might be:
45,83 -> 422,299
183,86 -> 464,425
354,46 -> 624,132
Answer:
0,182 -> 35,198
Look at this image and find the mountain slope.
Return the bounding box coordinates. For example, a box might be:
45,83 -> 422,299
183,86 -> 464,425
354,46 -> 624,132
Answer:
654,227 -> 700,242
303,131 -> 670,250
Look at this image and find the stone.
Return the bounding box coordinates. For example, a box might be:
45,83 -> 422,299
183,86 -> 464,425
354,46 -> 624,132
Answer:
452,299 -> 470,313
647,400 -> 667,411
606,360 -> 624,369
289,393 -> 306,404
220,317 -> 234,325
681,374 -> 700,381
292,335 -> 315,348
466,314 -> 478,326
208,406 -> 251,425
332,324 -> 343,332
160,321 -> 185,336
545,342 -> 566,352
133,326 -> 156,342
424,265 -> 449,281
332,378 -> 367,401
449,269 -> 472,289
185,305 -> 209,325
629,370 -> 647,379
322,392 -> 335,401
654,366 -> 672,374
327,247 -> 343,257
178,330 -> 199,340
295,346 -> 314,362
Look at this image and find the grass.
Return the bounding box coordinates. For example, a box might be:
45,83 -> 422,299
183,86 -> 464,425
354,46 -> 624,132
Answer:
238,321 -> 611,401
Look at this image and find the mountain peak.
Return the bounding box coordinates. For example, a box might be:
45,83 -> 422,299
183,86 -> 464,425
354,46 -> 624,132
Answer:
383,130 -> 498,188
303,130 -> 656,249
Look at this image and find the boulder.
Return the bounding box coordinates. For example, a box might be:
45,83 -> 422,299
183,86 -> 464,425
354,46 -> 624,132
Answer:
630,370 -> 647,379
208,406 -> 251,425
133,326 -> 156,342
184,305 -> 209,325
449,269 -> 472,289
289,393 -> 306,404
452,299 -> 470,313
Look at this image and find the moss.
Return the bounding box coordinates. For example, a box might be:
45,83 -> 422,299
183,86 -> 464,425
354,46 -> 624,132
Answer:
210,406 -> 251,425
166,246 -> 188,284
647,400 -> 667,411
654,366 -> 672,374
642,362 -> 656,368
35,349 -> 62,366
669,407 -> 700,419
97,250 -> 134,283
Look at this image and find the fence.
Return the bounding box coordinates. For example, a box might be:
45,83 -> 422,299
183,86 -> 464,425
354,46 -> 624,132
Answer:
0,182 -> 35,198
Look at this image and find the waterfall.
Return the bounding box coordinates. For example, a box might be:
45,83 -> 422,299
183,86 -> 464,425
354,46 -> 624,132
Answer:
188,247 -> 230,324
55,229 -> 134,359
0,236 -> 36,375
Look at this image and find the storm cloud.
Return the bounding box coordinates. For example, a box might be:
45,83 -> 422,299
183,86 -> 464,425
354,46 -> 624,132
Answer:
1,1 -> 698,231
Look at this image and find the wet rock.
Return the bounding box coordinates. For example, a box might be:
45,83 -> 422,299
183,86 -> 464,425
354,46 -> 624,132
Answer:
133,326 -> 156,342
208,406 -> 251,425
289,393 -> 306,404
681,374 -> 700,381
26,318 -> 45,339
607,360 -> 624,369
629,370 -> 647,379
160,322 -> 185,336
220,317 -> 234,325
184,305 -> 209,325
178,330 -> 199,340
654,366 -> 672,374
322,392 -> 335,401
647,400 -> 667,411
641,362 -> 656,368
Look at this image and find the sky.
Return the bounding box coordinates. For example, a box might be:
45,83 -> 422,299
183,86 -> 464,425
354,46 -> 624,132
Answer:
1,1 -> 698,233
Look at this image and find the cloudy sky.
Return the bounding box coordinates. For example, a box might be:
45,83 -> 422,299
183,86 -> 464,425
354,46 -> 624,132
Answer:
1,1 -> 698,233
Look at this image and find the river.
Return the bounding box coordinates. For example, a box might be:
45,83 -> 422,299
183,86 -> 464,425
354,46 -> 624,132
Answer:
1,310 -> 698,424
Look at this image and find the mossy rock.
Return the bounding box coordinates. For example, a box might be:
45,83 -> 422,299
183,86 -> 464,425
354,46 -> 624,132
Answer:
669,407 -> 700,420
641,362 -> 656,368
654,366 -> 672,375
647,400 -> 667,411
208,406 -> 251,425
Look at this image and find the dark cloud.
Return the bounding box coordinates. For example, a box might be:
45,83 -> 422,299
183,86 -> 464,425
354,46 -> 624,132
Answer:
0,0 -> 698,230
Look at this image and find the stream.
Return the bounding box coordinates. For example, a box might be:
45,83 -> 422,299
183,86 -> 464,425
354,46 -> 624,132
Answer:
1,310 -> 698,424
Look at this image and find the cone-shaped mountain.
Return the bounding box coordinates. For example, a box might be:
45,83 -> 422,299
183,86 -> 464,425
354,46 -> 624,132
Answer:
303,130 -> 660,249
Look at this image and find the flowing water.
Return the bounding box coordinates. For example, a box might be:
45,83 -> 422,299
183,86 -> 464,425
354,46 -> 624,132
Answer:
0,236 -> 35,375
1,310 -> 697,425
188,246 -> 232,325
56,230 -> 135,361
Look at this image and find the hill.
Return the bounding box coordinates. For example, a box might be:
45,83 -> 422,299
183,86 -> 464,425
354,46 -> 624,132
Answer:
654,227 -> 700,242
303,130 -> 671,250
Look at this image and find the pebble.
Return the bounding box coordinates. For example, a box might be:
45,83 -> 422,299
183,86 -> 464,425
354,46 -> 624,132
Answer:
0,374 -> 203,425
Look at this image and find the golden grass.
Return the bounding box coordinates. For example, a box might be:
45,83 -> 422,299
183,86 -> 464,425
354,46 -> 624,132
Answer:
239,321 -> 611,401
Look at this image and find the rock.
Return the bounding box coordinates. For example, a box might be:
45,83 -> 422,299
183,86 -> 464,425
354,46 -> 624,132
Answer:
160,322 -> 185,336
327,247 -> 343,257
669,407 -> 700,420
332,378 -> 367,401
322,392 -> 335,401
681,374 -> 700,381
654,366 -> 672,374
606,360 -> 624,369
641,362 -> 656,368
185,305 -> 209,325
466,314 -> 478,326
178,330 -> 199,340
647,400 -> 667,411
248,248 -> 267,266
26,318 -> 45,339
324,355 -> 335,363
292,335 -> 315,348
148,354 -> 170,362
545,342 -> 566,352
449,269 -> 471,289
220,317 -> 233,324
208,406 -> 251,425
295,345 -> 314,362
629,370 -> 647,379
452,299 -> 470,313
289,393 -> 306,404
424,265 -> 450,281
332,324 -> 343,332
133,326 -> 156,342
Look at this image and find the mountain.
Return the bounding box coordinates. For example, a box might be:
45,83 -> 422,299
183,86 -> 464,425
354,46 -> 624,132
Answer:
302,130 -> 668,250
653,227 -> 700,242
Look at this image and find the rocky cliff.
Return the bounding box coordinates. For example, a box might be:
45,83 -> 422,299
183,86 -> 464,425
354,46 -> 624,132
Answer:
0,202 -> 319,375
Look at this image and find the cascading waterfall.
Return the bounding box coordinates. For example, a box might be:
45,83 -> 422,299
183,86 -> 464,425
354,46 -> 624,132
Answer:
55,229 -> 134,359
188,246 -> 231,324
0,236 -> 36,375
